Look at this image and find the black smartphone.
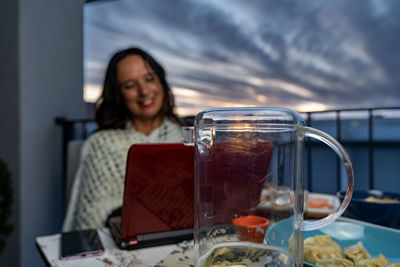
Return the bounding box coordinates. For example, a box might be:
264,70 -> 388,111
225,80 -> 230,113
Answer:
60,229 -> 104,260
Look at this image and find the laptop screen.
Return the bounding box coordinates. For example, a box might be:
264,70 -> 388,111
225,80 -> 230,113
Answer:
120,143 -> 194,240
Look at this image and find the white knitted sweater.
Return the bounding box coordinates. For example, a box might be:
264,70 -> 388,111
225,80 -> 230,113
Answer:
62,119 -> 182,231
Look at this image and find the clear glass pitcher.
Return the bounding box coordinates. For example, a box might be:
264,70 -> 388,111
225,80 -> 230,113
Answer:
183,107 -> 354,267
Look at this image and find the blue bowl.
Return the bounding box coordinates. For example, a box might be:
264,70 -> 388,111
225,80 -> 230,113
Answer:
266,218 -> 400,266
337,190 -> 400,229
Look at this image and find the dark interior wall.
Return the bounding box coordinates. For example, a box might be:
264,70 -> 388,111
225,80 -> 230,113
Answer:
0,0 -> 86,266
0,0 -> 20,266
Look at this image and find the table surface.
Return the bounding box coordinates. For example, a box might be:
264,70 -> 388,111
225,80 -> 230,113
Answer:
36,217 -> 399,267
35,228 -> 194,267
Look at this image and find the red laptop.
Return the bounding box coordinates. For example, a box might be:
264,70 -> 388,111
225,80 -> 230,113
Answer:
109,143 -> 194,249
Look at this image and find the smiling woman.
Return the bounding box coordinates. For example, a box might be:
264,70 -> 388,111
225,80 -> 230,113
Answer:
95,47 -> 183,131
63,47 -> 186,231
116,55 -> 165,133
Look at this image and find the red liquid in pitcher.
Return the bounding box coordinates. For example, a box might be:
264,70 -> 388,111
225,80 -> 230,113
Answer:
197,141 -> 274,224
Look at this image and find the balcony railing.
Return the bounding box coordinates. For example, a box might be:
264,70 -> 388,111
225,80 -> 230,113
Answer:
56,106 -> 400,208
301,106 -> 400,193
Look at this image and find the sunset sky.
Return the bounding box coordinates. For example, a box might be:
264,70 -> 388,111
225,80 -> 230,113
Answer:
83,0 -> 400,116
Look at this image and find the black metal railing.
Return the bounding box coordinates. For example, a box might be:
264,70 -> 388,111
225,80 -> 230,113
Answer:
302,106 -> 400,193
56,106 -> 400,200
55,117 -> 95,173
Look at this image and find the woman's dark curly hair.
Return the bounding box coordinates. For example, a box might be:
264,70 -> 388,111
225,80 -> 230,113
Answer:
95,47 -> 183,130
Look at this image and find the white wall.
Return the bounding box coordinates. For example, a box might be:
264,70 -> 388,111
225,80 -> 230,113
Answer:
0,0 -> 86,266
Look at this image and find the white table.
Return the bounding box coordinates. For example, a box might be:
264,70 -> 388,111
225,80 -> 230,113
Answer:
35,228 -> 186,267
37,217 -> 392,266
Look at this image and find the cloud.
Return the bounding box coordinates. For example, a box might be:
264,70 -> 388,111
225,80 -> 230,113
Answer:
83,0 -> 400,114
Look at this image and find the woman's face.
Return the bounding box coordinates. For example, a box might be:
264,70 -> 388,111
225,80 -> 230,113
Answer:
117,55 -> 164,122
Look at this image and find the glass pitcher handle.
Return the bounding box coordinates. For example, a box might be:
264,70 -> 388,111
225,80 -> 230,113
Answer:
302,126 -> 354,231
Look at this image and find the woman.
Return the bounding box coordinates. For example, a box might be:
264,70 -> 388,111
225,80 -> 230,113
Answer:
63,48 -> 185,231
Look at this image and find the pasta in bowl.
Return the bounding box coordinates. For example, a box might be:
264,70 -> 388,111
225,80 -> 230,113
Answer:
266,217 -> 400,266
301,236 -> 396,266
